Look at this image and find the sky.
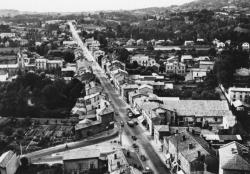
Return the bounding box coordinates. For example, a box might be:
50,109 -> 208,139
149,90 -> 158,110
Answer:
0,0 -> 194,12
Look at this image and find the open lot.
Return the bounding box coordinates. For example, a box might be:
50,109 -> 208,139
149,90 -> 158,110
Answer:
0,117 -> 76,154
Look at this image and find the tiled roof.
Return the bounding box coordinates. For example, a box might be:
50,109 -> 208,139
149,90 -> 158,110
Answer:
219,141 -> 250,171
168,132 -> 217,163
161,100 -> 233,117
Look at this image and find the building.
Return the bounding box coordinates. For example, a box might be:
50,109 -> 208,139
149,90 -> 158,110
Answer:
84,92 -> 103,111
184,41 -> 194,47
107,149 -> 143,174
181,55 -> 193,63
121,84 -> 139,102
138,84 -> 153,95
35,58 -> 63,70
233,68 -> 250,87
242,42 -> 250,51
185,68 -> 209,82
228,87 -> 250,104
219,141 -> 250,174
202,134 -> 242,149
154,125 -> 170,145
199,61 -> 214,70
165,132 -> 218,174
85,81 -> 103,96
137,100 -> 235,135
63,149 -> 102,174
0,33 -> 15,39
0,151 -> 19,174
35,58 -> 47,70
165,61 -> 186,75
75,102 -> 114,138
130,55 -> 156,67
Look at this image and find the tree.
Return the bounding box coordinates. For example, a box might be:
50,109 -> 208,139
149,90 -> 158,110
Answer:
3,126 -> 13,136
116,48 -> 130,63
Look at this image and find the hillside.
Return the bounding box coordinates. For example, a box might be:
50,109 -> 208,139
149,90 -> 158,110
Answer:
179,0 -> 250,11
0,9 -> 20,17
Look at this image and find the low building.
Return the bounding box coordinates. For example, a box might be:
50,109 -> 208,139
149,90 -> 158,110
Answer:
63,149 -> 102,174
154,125 -> 170,145
199,61 -> 214,70
130,54 -> 156,67
121,84 -> 139,102
75,101 -> 114,138
107,149 -> 143,174
242,42 -> 250,51
138,100 -> 235,135
84,92 -> 103,111
219,141 -> 250,174
0,151 -> 19,174
166,61 -> 186,76
202,134 -> 242,149
181,55 -> 193,63
138,84 -> 153,95
184,41 -> 194,47
185,68 -> 209,82
228,87 -> 250,104
165,132 -> 218,174
233,68 -> 250,87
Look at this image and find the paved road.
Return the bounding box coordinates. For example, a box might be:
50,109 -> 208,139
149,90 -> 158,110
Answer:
68,22 -> 170,174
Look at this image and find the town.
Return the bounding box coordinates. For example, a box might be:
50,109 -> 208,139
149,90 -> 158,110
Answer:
0,0 -> 250,174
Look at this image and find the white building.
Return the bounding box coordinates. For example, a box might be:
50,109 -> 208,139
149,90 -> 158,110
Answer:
130,55 -> 156,67
228,87 -> 250,104
165,61 -> 186,75
242,42 -> 250,51
0,33 -> 15,39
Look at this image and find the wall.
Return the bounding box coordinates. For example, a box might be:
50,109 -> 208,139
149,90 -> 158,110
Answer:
64,158 -> 99,174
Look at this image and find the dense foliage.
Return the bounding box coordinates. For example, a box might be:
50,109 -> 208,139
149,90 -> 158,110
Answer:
0,73 -> 83,118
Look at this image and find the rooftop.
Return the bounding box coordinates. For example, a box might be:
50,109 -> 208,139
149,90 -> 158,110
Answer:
234,68 -> 250,77
219,141 -> 250,171
63,149 -> 100,161
0,151 -> 15,168
75,120 -> 102,130
168,132 -> 217,163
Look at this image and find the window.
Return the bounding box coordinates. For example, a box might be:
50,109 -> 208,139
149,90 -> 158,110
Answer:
90,162 -> 95,169
214,117 -> 218,122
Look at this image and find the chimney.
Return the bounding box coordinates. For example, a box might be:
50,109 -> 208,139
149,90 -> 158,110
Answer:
189,143 -> 193,150
114,154 -> 117,159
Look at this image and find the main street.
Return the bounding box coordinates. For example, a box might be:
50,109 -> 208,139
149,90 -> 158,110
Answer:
68,21 -> 169,174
